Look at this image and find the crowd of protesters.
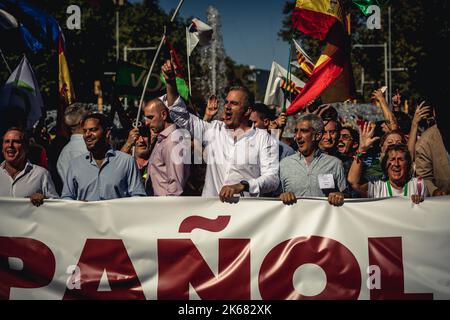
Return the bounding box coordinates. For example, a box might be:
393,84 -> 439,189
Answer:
1,59 -> 449,207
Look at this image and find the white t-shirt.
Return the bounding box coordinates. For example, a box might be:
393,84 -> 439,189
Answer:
368,177 -> 428,198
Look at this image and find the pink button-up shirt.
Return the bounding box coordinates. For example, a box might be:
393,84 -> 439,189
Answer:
146,124 -> 190,196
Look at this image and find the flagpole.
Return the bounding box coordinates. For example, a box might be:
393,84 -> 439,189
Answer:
134,0 -> 185,128
186,26 -> 192,96
0,48 -> 12,73
283,40 -> 293,113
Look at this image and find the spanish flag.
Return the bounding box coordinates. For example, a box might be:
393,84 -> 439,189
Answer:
287,0 -> 355,115
58,31 -> 75,106
292,0 -> 345,41
57,30 -> 75,137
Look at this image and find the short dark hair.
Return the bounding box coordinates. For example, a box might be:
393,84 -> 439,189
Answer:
381,143 -> 412,181
341,126 -> 359,143
82,113 -> 111,131
2,127 -> 29,151
252,103 -> 276,121
228,86 -> 255,110
320,105 -> 339,121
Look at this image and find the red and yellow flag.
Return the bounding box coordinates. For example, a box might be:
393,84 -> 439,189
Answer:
58,32 -> 75,105
57,31 -> 75,137
287,0 -> 355,115
292,0 -> 345,41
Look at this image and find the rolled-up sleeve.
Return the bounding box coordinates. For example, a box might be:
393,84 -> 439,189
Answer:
248,134 -> 280,196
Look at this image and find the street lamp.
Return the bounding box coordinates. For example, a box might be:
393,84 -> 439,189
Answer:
353,43 -> 388,101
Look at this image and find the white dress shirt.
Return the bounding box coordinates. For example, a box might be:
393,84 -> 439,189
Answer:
165,96 -> 279,197
0,161 -> 58,198
57,134 -> 88,181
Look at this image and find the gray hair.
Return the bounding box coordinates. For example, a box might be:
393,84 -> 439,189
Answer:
64,103 -> 91,131
297,113 -> 324,134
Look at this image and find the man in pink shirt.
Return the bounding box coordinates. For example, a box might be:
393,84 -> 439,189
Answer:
143,98 -> 190,196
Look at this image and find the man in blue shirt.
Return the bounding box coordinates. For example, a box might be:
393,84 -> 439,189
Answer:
61,113 -> 146,201
279,114 -> 346,206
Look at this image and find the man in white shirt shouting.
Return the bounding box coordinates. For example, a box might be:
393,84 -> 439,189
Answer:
161,59 -> 279,203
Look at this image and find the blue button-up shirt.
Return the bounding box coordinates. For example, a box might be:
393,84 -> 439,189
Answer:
280,149 -> 347,197
61,149 -> 146,201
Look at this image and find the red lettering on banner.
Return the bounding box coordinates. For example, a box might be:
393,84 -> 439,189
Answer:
0,237 -> 55,300
63,239 -> 145,300
158,239 -> 250,299
259,236 -> 361,299
368,237 -> 433,300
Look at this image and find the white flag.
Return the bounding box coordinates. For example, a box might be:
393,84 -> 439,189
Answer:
0,56 -> 43,130
264,61 -> 305,108
187,18 -> 213,56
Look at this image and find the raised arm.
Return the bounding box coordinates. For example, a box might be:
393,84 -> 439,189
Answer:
372,89 -> 398,131
408,101 -> 430,161
161,59 -> 211,138
347,122 -> 379,197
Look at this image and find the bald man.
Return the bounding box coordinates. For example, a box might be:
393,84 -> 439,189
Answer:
143,98 -> 190,196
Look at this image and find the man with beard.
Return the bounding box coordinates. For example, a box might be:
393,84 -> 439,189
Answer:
61,113 -> 146,201
143,98 -> 190,196
0,127 -> 58,206
348,144 -> 426,203
162,59 -> 279,202
279,114 -> 347,206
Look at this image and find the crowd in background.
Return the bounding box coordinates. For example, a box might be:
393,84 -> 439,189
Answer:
1,60 -> 449,207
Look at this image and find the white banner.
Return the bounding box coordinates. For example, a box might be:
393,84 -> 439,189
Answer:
1,196 -> 450,300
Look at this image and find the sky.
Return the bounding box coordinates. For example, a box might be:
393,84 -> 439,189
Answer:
157,0 -> 290,70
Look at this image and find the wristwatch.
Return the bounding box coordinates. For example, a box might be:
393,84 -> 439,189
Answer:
240,180 -> 249,192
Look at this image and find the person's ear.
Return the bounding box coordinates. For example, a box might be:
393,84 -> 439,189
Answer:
161,109 -> 168,121
244,107 -> 253,117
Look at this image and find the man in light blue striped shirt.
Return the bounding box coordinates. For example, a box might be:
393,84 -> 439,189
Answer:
61,113 -> 146,201
279,114 -> 347,206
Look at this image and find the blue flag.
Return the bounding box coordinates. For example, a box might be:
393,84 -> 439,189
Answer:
0,0 -> 59,52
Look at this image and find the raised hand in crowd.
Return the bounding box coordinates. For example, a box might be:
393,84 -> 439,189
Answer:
203,94 -> 219,122
305,104 -> 331,118
408,101 -> 431,161
121,127 -> 140,154
268,112 -> 287,140
162,57 -> 178,106
358,121 -> 380,153
269,112 -> 287,130
372,89 -> 398,131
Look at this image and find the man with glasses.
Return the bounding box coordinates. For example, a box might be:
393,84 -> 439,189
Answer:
337,126 -> 359,174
